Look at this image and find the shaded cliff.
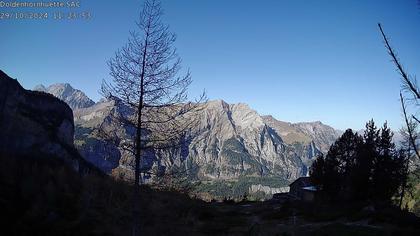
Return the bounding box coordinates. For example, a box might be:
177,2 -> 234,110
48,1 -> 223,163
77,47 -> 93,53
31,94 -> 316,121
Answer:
0,70 -> 97,174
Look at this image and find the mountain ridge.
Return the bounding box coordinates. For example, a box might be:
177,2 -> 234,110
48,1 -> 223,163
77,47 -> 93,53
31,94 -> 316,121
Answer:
34,83 -> 95,110
33,82 -> 344,198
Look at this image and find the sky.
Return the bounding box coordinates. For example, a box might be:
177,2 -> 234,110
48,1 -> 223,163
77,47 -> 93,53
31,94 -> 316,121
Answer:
1,0 -> 420,131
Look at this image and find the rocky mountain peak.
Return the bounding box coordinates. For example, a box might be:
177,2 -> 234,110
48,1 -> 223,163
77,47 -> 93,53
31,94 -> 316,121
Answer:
230,102 -> 264,130
206,99 -> 229,110
33,84 -> 47,92
293,121 -> 342,153
34,83 -> 95,110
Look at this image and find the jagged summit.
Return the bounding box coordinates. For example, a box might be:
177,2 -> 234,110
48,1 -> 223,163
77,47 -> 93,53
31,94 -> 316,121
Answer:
33,83 -> 95,110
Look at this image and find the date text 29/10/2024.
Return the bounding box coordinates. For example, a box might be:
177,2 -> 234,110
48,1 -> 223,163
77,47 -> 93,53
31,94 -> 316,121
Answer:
0,11 -> 91,20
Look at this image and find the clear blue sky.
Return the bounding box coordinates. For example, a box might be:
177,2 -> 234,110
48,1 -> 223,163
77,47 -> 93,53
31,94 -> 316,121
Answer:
1,0 -> 419,131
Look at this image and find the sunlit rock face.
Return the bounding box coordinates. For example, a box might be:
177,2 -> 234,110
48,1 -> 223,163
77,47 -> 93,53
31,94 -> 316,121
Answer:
64,87 -> 340,182
34,83 -> 95,110
262,116 -> 341,154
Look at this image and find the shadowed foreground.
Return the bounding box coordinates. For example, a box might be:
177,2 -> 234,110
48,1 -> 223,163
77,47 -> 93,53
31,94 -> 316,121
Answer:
1,154 -> 419,236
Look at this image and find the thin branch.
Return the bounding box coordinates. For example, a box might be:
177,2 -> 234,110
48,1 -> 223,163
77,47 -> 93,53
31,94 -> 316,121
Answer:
378,23 -> 420,100
400,92 -> 420,159
412,115 -> 420,125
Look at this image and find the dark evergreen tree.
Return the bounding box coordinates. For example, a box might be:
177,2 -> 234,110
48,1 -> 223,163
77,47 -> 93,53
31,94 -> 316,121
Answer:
352,120 -> 378,200
311,129 -> 362,200
310,120 -> 409,206
310,154 -> 325,189
371,122 -> 398,203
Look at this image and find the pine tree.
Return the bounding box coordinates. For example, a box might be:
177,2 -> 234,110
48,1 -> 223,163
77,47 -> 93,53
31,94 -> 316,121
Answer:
310,120 -> 408,205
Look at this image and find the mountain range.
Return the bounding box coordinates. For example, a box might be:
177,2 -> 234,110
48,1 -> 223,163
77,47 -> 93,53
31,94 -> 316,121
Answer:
2,70 -> 418,236
33,83 -> 342,193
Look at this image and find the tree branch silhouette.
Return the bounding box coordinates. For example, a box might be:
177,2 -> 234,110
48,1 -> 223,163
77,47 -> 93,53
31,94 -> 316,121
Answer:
378,23 -> 419,161
378,23 -> 420,100
400,92 -> 420,160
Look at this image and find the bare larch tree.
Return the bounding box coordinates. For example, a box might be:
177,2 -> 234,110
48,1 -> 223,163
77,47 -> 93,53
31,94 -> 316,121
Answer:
101,0 -> 205,234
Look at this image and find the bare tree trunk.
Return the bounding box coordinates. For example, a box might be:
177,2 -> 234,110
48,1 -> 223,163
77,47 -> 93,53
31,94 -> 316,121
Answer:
132,18 -> 150,236
132,91 -> 143,236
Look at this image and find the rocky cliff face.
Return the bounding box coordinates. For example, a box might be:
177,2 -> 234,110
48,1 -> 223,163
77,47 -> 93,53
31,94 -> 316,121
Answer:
168,100 -> 306,180
262,115 -> 341,168
34,83 -> 95,110
0,70 -> 95,173
293,121 -> 342,153
70,96 -> 341,183
73,99 -> 127,173
262,116 -> 341,154
71,99 -> 303,180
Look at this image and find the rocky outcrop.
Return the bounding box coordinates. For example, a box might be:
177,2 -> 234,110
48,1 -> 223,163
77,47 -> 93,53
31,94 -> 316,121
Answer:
175,100 -> 305,180
262,115 -> 341,154
0,70 -> 96,174
34,83 -> 95,110
293,121 -> 342,153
